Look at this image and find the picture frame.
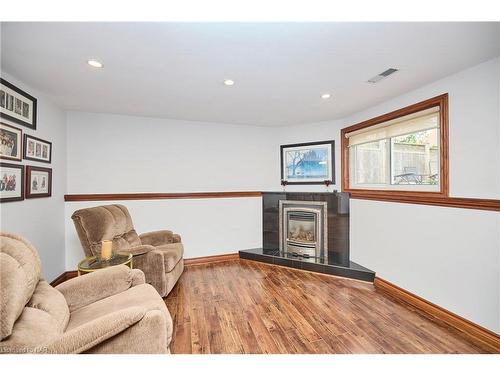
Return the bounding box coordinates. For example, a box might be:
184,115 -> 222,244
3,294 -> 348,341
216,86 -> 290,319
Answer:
0,162 -> 24,202
0,78 -> 37,130
25,165 -> 52,199
280,140 -> 335,185
23,134 -> 52,163
0,122 -> 22,161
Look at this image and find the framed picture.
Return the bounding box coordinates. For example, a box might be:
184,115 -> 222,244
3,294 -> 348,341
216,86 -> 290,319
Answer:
0,78 -> 37,130
0,163 -> 24,202
0,122 -> 22,161
23,134 -> 52,163
280,140 -> 335,185
25,166 -> 52,199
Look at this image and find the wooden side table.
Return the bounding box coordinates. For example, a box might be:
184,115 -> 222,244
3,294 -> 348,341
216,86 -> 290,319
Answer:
77,252 -> 133,276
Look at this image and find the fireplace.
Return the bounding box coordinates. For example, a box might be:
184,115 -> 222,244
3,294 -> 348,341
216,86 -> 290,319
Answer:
279,200 -> 328,260
240,192 -> 375,282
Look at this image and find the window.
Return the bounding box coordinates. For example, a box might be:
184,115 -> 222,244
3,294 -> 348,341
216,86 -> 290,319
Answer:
341,94 -> 448,198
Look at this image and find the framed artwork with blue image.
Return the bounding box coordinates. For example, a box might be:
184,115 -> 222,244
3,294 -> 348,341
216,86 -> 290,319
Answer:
280,140 -> 335,185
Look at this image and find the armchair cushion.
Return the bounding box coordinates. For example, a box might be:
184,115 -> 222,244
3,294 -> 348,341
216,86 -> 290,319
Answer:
140,230 -> 174,246
127,244 -> 155,256
45,306 -> 147,354
66,283 -> 171,337
156,243 -> 184,272
56,265 -> 144,312
0,306 -> 62,353
71,205 -> 141,257
0,233 -> 41,340
85,309 -> 169,354
27,281 -> 70,333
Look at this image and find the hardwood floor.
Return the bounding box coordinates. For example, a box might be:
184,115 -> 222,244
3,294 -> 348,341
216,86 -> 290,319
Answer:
164,259 -> 492,354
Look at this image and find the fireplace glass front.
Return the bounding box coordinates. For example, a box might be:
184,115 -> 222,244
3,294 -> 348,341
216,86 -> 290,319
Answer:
279,200 -> 327,260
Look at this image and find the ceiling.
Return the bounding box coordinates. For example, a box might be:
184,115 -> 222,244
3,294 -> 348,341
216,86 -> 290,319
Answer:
1,22 -> 499,127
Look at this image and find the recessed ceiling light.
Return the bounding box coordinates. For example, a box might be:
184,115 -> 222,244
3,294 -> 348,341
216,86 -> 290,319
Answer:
223,79 -> 235,86
321,93 -> 331,99
87,60 -> 103,68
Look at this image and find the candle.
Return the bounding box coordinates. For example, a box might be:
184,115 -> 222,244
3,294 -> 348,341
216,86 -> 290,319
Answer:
101,240 -> 113,261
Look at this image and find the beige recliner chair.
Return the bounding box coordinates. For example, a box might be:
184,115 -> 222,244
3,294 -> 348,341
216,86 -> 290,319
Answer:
0,232 -> 172,354
71,204 -> 184,297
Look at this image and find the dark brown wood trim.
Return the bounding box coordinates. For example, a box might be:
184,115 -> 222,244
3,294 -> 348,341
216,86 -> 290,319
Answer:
0,162 -> 24,202
341,94 -> 449,200
374,277 -> 500,353
350,193 -> 500,211
25,165 -> 52,199
64,191 -> 263,202
184,253 -> 239,266
23,133 -> 52,164
50,270 -> 78,287
0,122 -> 22,162
63,190 -> 500,211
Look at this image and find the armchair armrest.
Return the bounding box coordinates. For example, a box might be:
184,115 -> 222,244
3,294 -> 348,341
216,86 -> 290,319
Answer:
42,306 -> 147,354
140,230 -> 175,246
127,244 -> 155,256
56,265 -> 145,312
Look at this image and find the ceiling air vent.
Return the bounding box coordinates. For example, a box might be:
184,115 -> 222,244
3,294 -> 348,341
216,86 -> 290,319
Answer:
367,68 -> 399,84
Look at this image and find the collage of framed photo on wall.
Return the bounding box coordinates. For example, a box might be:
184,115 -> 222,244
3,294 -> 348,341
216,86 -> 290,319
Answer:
0,78 -> 52,203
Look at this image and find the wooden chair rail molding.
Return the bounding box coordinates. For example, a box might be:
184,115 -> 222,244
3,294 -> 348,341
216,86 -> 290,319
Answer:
63,190 -> 500,211
64,191 -> 263,202
350,193 -> 500,211
374,277 -> 500,353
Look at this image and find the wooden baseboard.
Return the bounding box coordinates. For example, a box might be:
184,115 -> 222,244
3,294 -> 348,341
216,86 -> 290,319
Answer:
184,253 -> 239,266
374,276 -> 500,353
50,254 -> 240,285
50,270 -> 78,287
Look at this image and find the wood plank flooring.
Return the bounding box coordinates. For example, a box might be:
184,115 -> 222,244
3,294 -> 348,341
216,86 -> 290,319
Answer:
164,259 -> 492,353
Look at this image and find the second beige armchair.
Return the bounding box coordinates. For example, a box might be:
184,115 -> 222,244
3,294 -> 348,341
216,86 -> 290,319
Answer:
71,204 -> 184,297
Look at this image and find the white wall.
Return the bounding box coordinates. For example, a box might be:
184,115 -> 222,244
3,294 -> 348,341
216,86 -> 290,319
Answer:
350,200 -> 500,333
66,112 -> 277,193
64,113 -> 277,267
270,57 -> 500,333
65,198 -> 262,270
0,73 -> 67,282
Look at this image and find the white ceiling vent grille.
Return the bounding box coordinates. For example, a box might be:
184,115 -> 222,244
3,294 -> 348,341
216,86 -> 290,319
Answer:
367,68 -> 399,83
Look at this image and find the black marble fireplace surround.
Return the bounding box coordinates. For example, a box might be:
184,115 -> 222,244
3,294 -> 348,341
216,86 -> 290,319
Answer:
238,192 -> 375,282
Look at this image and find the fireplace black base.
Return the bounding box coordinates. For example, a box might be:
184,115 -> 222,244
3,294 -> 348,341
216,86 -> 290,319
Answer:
239,248 -> 375,282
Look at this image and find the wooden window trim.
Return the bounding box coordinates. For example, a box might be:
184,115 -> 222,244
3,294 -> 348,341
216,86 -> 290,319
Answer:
341,94 -> 449,202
